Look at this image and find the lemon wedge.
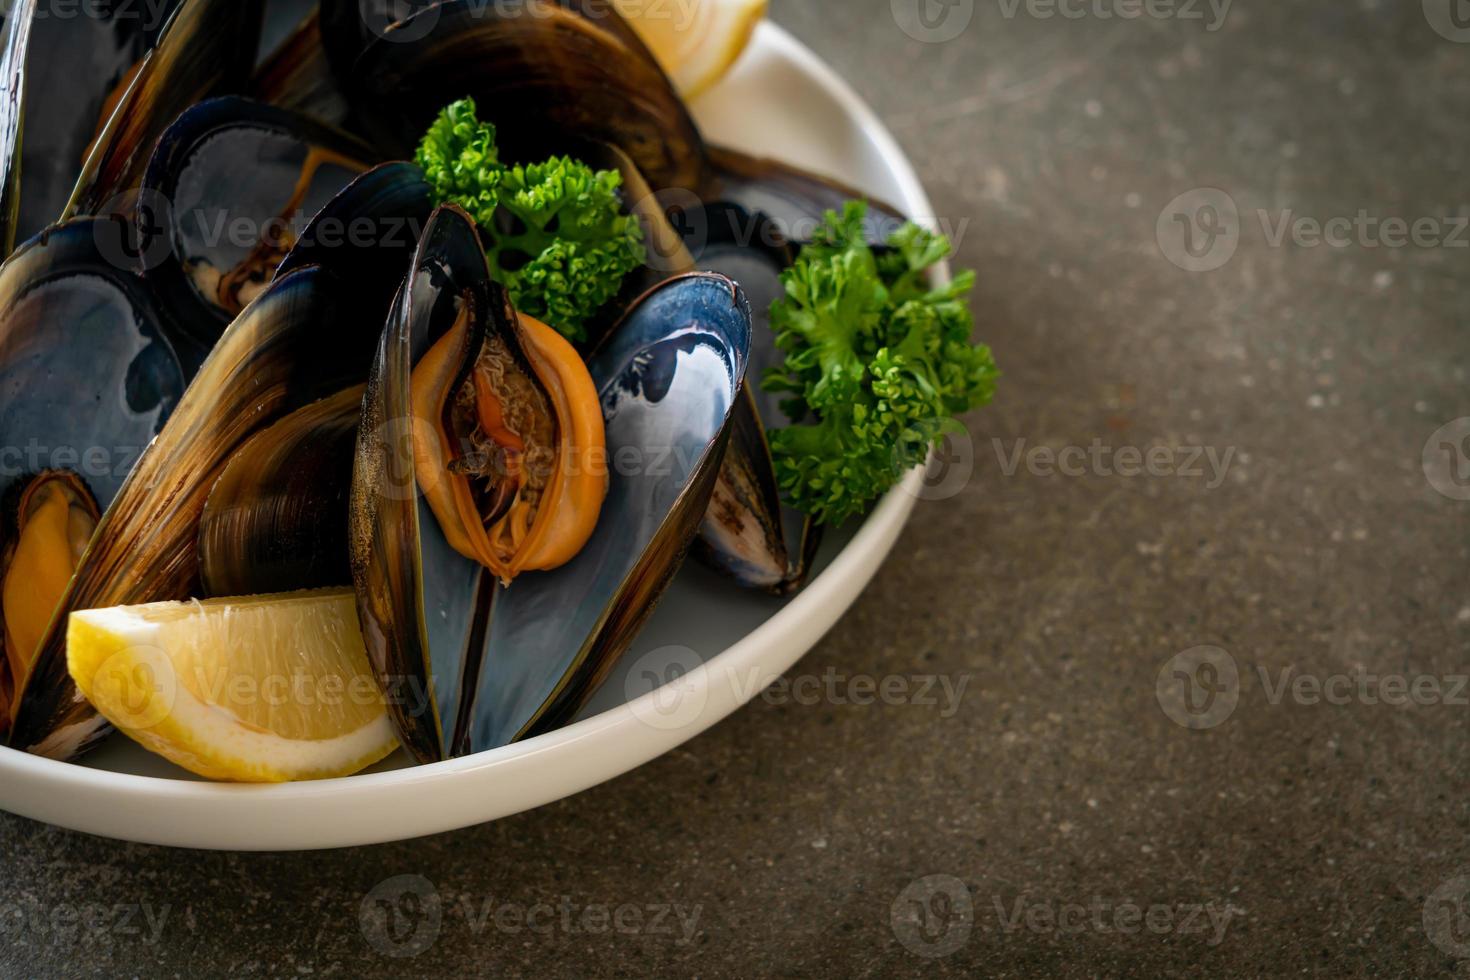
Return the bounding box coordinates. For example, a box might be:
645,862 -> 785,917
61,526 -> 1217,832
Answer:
612,0 -> 767,100
67,589 -> 400,782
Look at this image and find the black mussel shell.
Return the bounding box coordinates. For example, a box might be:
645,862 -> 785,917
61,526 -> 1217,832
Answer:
197,385 -> 363,598
0,218 -> 185,510
276,159 -> 433,323
344,0 -> 706,191
7,263 -> 383,759
67,0 -> 267,222
0,0 -> 186,252
138,96 -> 377,363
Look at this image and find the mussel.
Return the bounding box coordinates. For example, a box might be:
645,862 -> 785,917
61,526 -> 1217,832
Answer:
0,471 -> 98,734
189,161 -> 433,599
6,262 -> 381,757
343,0 -> 708,191
137,96 -> 376,359
65,0 -> 266,222
0,215 -> 186,744
681,203 -> 826,591
332,0 -> 904,227
0,0 -> 192,252
352,206 -> 751,762
183,162 -> 439,603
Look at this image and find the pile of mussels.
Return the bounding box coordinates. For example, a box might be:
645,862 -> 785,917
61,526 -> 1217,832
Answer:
0,0 -> 905,765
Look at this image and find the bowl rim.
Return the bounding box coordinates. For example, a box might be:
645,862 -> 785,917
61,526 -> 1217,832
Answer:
0,21 -> 941,849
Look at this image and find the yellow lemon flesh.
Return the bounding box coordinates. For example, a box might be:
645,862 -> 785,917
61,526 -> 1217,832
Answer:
612,0 -> 767,100
67,589 -> 400,782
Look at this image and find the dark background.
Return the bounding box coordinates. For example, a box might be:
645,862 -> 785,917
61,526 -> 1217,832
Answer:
4,0 -> 1469,975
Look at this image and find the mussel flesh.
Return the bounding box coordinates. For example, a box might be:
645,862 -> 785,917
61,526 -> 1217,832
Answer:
410,292 -> 607,584
0,471 -> 98,733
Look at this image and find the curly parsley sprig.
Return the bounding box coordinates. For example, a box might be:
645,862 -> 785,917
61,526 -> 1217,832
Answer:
763,202 -> 997,526
415,98 -> 644,341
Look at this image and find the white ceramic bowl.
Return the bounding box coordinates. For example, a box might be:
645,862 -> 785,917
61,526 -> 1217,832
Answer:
0,22 -> 938,850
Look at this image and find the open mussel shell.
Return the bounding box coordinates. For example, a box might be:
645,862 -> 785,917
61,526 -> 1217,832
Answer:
65,0 -> 266,223
651,201 -> 815,592
0,218 -> 185,508
0,0 -> 34,256
0,470 -> 99,737
352,206 -> 751,762
0,0 -> 189,252
7,263 -> 383,759
478,270 -> 753,745
344,0 -> 706,191
138,96 -> 376,362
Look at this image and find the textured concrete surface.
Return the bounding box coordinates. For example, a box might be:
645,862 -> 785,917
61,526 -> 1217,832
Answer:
3,0 -> 1469,975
